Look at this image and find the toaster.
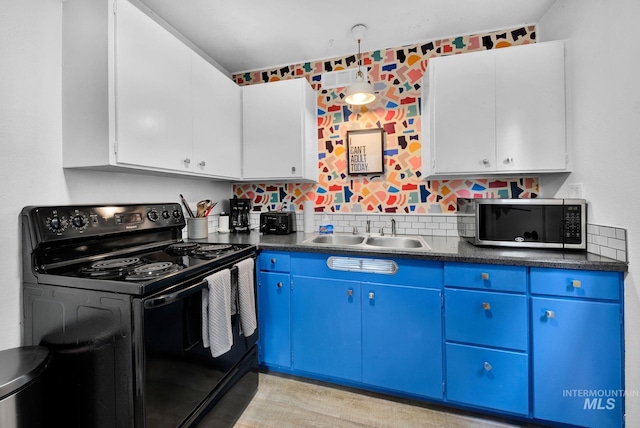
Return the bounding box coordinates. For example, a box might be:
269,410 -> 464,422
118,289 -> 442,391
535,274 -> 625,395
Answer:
260,212 -> 296,235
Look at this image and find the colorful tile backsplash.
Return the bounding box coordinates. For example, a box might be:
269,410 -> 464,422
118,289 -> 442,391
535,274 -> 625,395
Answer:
232,26 -> 538,213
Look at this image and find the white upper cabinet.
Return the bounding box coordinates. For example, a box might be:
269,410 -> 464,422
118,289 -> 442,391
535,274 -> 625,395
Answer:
242,78 -> 318,182
62,0 -> 241,179
191,53 -> 242,179
421,41 -> 568,178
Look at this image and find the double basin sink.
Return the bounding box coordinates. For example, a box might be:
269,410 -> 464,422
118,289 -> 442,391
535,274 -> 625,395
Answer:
302,233 -> 431,251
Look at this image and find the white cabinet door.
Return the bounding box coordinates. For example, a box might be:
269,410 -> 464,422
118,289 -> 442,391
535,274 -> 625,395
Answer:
242,78 -> 317,182
430,50 -> 496,174
114,0 -> 192,171
191,53 -> 242,179
422,41 -> 567,178
495,41 -> 566,172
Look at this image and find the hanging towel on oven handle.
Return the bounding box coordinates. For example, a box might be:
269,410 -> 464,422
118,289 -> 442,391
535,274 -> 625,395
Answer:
234,258 -> 257,337
201,269 -> 233,357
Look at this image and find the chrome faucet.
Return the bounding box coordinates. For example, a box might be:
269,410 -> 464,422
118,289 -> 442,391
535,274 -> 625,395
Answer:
366,220 -> 371,234
391,218 -> 396,236
352,225 -> 358,234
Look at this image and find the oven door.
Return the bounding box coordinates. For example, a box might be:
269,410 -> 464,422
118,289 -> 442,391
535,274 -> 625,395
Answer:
133,264 -> 258,427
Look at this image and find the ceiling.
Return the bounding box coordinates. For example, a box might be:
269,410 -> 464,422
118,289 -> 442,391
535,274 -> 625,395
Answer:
138,0 -> 558,75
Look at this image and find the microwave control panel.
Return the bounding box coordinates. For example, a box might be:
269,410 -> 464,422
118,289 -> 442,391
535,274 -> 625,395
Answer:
563,205 -> 583,244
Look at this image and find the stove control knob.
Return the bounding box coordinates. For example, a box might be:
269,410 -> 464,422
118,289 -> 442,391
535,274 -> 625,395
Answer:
147,210 -> 159,222
71,214 -> 87,229
162,210 -> 171,220
47,216 -> 65,232
172,209 -> 181,219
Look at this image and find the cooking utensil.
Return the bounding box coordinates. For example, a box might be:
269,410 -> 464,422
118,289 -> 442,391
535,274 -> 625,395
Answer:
180,194 -> 195,218
204,202 -> 217,217
196,200 -> 217,217
196,200 -> 209,217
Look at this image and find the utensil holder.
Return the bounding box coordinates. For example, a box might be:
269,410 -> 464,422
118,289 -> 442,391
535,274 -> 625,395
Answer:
187,217 -> 208,239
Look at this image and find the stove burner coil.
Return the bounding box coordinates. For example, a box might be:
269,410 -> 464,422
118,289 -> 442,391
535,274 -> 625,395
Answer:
125,261 -> 182,281
165,242 -> 201,256
77,257 -> 143,279
191,244 -> 236,260
198,244 -> 232,252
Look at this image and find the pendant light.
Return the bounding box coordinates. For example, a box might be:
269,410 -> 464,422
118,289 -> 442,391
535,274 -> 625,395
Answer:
345,24 -> 376,106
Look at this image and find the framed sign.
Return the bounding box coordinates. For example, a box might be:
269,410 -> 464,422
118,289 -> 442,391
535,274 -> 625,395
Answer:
346,128 -> 384,175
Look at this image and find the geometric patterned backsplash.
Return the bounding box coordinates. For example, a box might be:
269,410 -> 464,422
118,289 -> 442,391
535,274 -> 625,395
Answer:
233,26 -> 538,214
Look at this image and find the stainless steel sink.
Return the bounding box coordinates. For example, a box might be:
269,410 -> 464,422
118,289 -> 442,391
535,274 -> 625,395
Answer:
304,234 -> 366,245
365,235 -> 430,249
301,233 -> 431,251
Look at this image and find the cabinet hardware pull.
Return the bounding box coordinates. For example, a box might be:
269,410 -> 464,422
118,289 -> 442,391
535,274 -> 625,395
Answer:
184,158 -> 191,165
482,302 -> 491,310
277,282 -> 283,288
483,362 -> 492,371
347,289 -> 353,297
545,310 -> 555,319
505,157 -> 514,163
481,272 -> 489,280
270,258 -> 276,264
572,280 -> 582,288
199,161 -> 206,167
482,159 -> 490,166
369,292 -> 375,299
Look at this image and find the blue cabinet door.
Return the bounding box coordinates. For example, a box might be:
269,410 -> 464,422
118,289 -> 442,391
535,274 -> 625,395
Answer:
257,271 -> 291,368
362,283 -> 443,399
531,297 -> 623,428
292,276 -> 362,382
446,343 -> 529,415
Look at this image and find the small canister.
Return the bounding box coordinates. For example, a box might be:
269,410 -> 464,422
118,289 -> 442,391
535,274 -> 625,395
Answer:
218,213 -> 230,233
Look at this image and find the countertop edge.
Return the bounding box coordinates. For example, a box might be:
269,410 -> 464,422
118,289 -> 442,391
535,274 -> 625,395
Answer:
193,232 -> 628,273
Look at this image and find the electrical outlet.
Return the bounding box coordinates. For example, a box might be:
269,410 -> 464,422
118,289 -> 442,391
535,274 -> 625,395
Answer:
568,183 -> 584,199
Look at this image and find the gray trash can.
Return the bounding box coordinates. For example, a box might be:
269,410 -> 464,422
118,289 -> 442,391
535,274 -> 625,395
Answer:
0,346 -> 49,428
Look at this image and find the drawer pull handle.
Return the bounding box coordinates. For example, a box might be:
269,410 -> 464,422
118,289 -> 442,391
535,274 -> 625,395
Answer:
481,272 -> 489,280
482,302 -> 491,310
277,282 -> 283,288
369,292 -> 375,300
347,289 -> 353,297
270,258 -> 277,264
483,362 -> 492,371
572,280 -> 582,288
545,310 -> 555,319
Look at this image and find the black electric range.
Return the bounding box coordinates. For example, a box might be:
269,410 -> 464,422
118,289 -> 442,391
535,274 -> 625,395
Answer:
21,203 -> 258,428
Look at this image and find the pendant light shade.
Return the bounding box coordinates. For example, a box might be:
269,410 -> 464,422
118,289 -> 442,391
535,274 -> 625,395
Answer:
345,24 -> 375,106
345,71 -> 376,105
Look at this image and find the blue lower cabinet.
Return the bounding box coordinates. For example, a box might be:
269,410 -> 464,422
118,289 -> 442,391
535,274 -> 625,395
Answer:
362,283 -> 443,399
292,276 -> 362,382
531,296 -> 623,428
445,288 -> 527,351
446,343 -> 529,415
257,271 -> 291,368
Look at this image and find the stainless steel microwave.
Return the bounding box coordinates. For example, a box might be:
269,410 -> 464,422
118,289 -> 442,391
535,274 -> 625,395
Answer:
464,198 -> 587,250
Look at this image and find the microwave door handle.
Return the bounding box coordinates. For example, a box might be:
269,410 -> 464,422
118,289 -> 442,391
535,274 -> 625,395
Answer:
144,279 -> 208,309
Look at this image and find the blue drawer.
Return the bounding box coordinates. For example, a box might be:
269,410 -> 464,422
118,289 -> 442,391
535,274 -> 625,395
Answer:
444,262 -> 527,293
291,252 -> 443,288
445,289 -> 528,351
259,251 -> 291,272
530,268 -> 621,301
446,343 -> 529,415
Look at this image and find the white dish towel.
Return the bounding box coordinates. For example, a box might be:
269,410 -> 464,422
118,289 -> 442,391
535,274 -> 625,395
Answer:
201,269 -> 233,357
235,258 -> 257,337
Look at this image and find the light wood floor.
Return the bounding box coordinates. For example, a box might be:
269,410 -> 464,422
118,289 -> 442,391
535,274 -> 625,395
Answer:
234,373 -> 537,428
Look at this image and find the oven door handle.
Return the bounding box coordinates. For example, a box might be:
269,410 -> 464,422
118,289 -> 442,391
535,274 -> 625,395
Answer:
144,279 -> 207,309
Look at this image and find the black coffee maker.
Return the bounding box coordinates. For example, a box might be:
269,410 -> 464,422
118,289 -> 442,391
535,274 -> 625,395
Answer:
230,197 -> 251,233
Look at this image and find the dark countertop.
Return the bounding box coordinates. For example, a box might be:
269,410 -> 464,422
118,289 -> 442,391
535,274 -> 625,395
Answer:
194,231 -> 628,272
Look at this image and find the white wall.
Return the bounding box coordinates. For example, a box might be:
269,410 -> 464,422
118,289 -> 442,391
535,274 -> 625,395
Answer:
538,0 -> 640,425
0,1 -> 232,349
